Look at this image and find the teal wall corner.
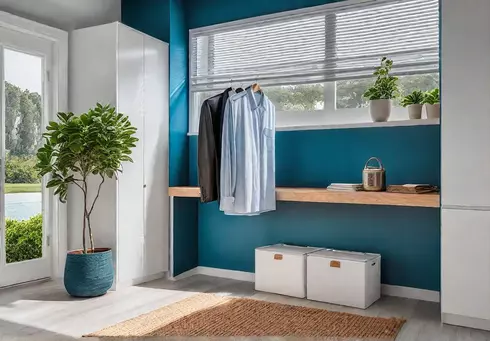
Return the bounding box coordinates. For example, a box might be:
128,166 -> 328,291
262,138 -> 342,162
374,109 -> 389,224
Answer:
122,0 -> 197,275
121,0 -> 170,42
122,0 -> 190,187
174,198 -> 199,275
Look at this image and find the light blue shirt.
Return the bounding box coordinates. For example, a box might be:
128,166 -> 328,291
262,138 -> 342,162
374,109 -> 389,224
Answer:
220,87 -> 276,215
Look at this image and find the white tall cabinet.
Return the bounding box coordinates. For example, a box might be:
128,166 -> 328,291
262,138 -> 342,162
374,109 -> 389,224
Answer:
69,22 -> 169,287
441,0 -> 490,330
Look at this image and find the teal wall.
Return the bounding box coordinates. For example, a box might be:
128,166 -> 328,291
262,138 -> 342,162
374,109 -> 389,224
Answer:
186,0 -> 441,291
123,0 -> 441,289
190,125 -> 441,291
185,0 -> 343,28
122,0 -> 198,275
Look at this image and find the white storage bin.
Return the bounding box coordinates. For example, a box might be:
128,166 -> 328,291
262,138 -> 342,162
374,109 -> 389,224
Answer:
255,244 -> 323,298
307,249 -> 381,309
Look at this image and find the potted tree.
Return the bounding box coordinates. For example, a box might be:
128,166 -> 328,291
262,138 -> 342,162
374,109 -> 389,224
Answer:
36,104 -> 138,297
363,57 -> 399,122
401,90 -> 425,119
423,88 -> 440,119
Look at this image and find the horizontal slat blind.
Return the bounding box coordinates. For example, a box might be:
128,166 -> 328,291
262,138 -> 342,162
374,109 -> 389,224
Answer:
190,0 -> 439,92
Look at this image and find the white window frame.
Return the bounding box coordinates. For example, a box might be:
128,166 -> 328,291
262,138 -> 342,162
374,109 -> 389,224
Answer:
0,11 -> 68,280
188,0 -> 439,134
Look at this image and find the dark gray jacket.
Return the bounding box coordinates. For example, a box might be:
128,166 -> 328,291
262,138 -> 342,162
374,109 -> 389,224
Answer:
197,88 -> 232,203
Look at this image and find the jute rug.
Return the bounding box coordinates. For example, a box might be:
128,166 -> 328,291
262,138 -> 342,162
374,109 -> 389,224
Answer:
86,293 -> 405,339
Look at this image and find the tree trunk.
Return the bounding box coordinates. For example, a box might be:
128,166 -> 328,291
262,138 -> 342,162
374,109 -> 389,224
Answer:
82,184 -> 87,254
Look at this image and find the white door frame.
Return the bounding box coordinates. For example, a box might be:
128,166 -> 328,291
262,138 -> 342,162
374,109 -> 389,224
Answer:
0,11 -> 68,281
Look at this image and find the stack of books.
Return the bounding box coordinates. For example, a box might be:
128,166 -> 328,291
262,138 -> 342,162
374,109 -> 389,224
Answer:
387,184 -> 439,194
327,183 -> 364,192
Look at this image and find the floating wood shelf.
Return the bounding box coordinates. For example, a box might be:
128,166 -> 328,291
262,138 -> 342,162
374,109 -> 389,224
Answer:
168,187 -> 440,208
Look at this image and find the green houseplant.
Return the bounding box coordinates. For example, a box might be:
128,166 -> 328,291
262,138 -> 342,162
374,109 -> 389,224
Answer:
36,103 -> 138,297
401,90 -> 425,119
422,88 -> 440,119
363,57 -> 399,122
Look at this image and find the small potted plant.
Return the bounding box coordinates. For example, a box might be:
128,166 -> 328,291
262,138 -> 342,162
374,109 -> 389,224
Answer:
363,57 -> 399,122
423,88 -> 440,119
36,104 -> 138,297
401,90 -> 425,119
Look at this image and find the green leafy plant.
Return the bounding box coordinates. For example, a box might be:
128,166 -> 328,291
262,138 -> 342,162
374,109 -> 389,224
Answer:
363,57 -> 399,100
36,104 -> 138,254
401,90 -> 425,107
5,155 -> 39,184
5,214 -> 42,263
422,88 -> 440,105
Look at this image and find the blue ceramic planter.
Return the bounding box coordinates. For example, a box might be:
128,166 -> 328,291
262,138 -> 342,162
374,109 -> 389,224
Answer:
64,248 -> 114,297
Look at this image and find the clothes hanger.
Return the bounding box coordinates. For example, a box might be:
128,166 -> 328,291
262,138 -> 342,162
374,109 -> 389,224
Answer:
251,76 -> 261,93
236,81 -> 244,93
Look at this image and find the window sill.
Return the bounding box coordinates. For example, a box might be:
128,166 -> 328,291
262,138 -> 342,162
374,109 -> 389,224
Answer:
187,118 -> 439,136
277,118 -> 440,132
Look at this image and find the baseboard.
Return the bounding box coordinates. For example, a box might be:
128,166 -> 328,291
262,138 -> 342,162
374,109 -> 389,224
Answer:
381,284 -> 440,303
443,313 -> 490,331
118,271 -> 167,287
197,266 -> 255,282
170,267 -> 200,281
173,266 -> 439,302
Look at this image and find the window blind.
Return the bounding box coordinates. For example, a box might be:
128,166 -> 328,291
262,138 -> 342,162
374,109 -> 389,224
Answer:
190,0 -> 439,92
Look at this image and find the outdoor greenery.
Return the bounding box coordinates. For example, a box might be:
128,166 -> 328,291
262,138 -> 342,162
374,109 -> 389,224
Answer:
422,88 -> 440,105
6,81 -> 42,156
36,104 -> 138,253
5,183 -> 41,194
5,214 -> 42,263
363,57 -> 399,101
264,74 -> 439,110
6,155 -> 39,184
3,80 -> 42,192
401,90 -> 425,107
266,84 -> 324,111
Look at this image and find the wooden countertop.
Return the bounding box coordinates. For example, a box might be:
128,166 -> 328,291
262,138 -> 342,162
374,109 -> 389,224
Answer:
168,187 -> 440,208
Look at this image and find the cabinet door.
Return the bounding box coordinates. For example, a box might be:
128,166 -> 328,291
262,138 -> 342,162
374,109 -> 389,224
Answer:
116,24 -> 145,283
441,209 -> 490,319
441,0 -> 490,207
143,36 -> 169,274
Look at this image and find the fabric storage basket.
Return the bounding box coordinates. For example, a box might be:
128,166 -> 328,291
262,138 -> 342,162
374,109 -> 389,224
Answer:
255,244 -> 323,298
307,249 -> 381,309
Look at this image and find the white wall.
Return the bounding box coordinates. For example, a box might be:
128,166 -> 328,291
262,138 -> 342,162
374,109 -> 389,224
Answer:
0,0 -> 120,31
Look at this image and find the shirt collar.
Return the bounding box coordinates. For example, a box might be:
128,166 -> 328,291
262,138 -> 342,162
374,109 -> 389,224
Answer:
246,86 -> 264,111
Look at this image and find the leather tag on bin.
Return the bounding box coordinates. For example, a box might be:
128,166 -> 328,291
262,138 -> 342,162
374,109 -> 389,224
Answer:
274,254 -> 283,260
330,260 -> 341,268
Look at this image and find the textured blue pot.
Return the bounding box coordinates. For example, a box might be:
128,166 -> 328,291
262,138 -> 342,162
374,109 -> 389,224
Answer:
64,248 -> 114,297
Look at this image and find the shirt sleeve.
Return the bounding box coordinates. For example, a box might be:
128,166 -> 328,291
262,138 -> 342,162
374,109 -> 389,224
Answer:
219,99 -> 236,211
198,101 -> 217,202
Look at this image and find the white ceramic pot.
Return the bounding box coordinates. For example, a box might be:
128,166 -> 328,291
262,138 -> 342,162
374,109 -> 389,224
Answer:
425,103 -> 440,119
369,99 -> 392,122
407,104 -> 423,119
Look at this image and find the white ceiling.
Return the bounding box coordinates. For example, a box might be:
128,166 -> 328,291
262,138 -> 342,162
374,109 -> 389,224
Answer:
0,0 -> 121,31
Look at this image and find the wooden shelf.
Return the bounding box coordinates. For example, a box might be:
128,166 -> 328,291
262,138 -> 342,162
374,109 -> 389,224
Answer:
168,186 -> 440,208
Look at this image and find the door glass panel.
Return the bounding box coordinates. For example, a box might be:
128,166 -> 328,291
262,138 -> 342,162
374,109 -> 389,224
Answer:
4,49 -> 43,263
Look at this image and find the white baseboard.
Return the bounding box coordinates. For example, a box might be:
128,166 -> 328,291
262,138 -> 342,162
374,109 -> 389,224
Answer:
197,266 -> 255,282
172,266 -> 439,302
381,284 -> 440,302
170,267 -> 200,281
443,313 -> 490,331
118,271 -> 167,288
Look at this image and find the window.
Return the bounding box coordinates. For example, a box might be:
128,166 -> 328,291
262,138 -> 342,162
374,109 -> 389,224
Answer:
189,0 -> 439,132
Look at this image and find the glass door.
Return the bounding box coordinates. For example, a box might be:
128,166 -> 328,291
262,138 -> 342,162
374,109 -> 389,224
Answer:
0,28 -> 52,287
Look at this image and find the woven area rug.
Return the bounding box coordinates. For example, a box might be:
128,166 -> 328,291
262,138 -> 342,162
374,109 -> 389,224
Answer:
86,293 -> 405,339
